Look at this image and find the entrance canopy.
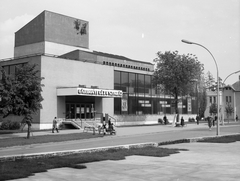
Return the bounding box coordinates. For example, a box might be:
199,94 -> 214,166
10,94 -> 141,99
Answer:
57,87 -> 123,98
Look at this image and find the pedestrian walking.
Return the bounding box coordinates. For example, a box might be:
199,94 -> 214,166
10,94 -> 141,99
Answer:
180,116 -> 185,127
236,115 -> 238,121
196,115 -> 200,125
52,117 -> 59,133
213,116 -> 217,127
207,116 -> 212,130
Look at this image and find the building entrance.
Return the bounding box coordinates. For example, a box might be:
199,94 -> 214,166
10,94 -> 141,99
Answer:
65,96 -> 95,120
66,103 -> 95,119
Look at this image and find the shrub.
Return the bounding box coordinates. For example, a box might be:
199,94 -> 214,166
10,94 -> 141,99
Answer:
0,120 -> 21,130
10,121 -> 21,130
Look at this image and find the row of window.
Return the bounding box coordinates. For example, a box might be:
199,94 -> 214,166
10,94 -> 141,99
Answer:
103,61 -> 151,71
1,63 -> 26,76
114,70 -> 197,115
209,96 -> 232,104
209,96 -> 216,104
226,96 -> 232,103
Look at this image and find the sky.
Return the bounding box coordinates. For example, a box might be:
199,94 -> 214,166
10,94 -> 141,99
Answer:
0,0 -> 239,85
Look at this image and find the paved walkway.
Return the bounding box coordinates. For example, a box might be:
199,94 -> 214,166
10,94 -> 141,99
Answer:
1,122 -> 240,180
0,122 -> 234,139
10,142 -> 240,181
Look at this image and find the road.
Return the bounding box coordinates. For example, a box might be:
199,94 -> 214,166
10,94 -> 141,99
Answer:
0,123 -> 239,158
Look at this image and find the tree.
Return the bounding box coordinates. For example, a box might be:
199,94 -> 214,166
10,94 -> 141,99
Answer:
198,87 -> 207,118
225,102 -> 234,124
209,103 -> 217,116
205,71 -> 223,90
153,51 -> 204,120
205,71 -> 215,89
0,64 -> 43,138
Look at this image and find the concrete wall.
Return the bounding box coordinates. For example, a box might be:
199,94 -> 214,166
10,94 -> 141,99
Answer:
14,41 -> 91,58
40,56 -> 114,129
14,42 -> 45,57
44,11 -> 89,49
15,11 -> 89,49
15,11 -> 45,47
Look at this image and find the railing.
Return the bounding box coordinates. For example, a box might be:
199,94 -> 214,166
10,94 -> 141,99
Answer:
108,114 -> 117,126
60,118 -> 83,129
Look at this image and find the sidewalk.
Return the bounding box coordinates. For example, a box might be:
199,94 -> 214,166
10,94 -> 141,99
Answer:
1,121 -> 233,139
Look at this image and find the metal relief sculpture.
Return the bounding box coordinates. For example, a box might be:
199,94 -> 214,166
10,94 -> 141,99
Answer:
74,19 -> 87,35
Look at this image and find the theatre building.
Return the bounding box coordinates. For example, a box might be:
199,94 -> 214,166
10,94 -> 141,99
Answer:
0,11 -> 198,129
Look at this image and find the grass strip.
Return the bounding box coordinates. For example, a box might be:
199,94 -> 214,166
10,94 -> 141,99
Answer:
0,133 -> 103,148
197,134 -> 240,143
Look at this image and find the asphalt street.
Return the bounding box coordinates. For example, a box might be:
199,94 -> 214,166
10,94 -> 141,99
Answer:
0,123 -> 239,158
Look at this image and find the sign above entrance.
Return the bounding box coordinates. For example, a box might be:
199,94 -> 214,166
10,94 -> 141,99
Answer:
57,87 -> 123,98
78,88 -> 123,97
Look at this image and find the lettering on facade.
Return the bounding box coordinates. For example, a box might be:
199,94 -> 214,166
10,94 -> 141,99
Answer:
77,88 -> 123,97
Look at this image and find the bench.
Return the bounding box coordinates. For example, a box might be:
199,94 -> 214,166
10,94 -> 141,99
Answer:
83,126 -> 97,134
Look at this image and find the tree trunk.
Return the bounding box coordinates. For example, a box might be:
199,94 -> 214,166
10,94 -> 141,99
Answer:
174,87 -> 179,122
27,125 -> 30,139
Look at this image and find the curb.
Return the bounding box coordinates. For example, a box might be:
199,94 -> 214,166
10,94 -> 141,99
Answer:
0,133 -> 239,162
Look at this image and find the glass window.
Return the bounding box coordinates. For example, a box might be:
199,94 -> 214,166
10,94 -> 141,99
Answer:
137,74 -> 145,97
114,71 -> 121,90
121,72 -> 128,93
114,98 -> 121,114
143,98 -> 152,114
136,97 -> 144,115
226,96 -> 228,103
210,96 -> 212,103
129,73 -> 136,94
3,66 -> 10,75
145,75 -> 151,98
128,96 -> 136,114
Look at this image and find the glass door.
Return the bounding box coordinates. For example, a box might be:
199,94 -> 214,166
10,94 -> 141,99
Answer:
80,104 -> 85,119
66,103 -> 95,119
76,104 -> 80,119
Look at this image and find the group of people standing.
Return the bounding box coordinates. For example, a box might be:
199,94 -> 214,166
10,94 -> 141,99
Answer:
206,116 -> 217,130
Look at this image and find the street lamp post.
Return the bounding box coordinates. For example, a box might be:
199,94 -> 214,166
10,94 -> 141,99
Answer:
223,70 -> 240,85
181,39 -> 220,136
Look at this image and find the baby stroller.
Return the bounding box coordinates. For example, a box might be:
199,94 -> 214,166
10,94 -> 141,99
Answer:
106,121 -> 116,135
98,119 -> 116,135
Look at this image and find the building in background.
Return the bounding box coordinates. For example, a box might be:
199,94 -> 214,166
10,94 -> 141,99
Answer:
221,81 -> 240,122
205,80 -> 240,122
0,11 -> 198,129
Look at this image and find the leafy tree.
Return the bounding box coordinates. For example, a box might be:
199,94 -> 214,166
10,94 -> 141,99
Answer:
205,71 -> 215,89
225,102 -> 234,124
198,87 -> 207,118
205,71 -> 223,90
153,51 -> 204,120
0,64 -> 43,138
209,103 -> 217,116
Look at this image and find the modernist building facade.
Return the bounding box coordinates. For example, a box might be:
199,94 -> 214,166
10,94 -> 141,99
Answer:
0,11 -> 199,129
